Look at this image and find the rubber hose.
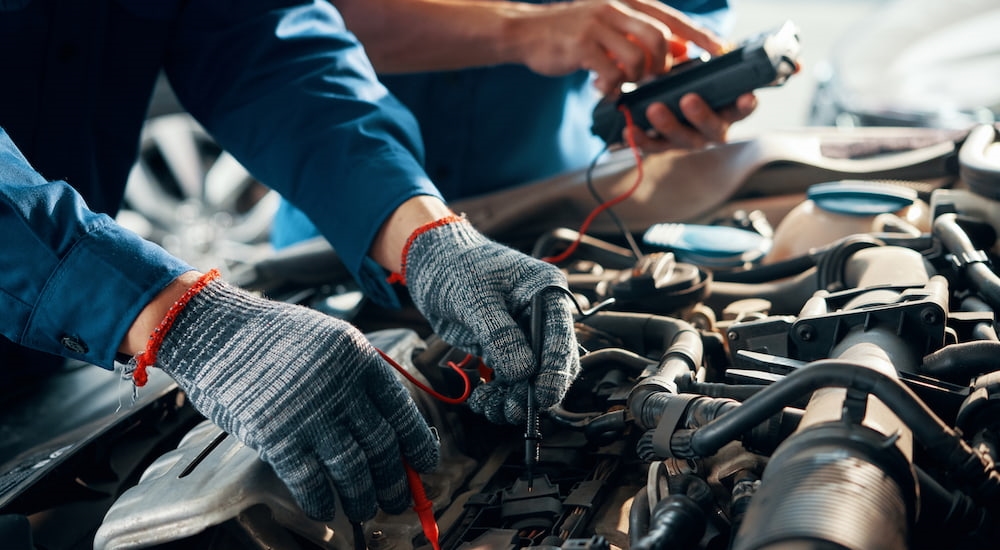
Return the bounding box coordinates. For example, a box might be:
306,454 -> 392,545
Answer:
712,253 -> 815,284
631,496 -> 705,550
628,486 -> 652,548
582,409 -> 627,444
683,361 -> 951,457
914,466 -> 988,539
705,269 -> 819,316
815,234 -> 884,291
677,379 -> 766,401
920,340 -> 1000,382
960,295 -> 1000,341
672,361 -> 1000,499
580,347 -> 656,375
935,214 -> 1000,308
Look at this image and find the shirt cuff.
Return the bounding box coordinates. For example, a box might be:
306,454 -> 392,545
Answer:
22,220 -> 193,370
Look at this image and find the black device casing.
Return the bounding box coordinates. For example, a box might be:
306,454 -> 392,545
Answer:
591,20 -> 800,144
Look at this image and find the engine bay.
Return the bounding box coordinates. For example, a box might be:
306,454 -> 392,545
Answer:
4,124 -> 1000,550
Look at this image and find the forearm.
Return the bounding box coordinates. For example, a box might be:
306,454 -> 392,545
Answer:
124,194 -> 451,357
370,195 -> 455,273
333,0 -> 544,73
119,271 -> 202,356
333,0 -> 727,94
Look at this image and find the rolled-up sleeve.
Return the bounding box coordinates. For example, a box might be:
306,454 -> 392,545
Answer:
163,0 -> 442,305
0,129 -> 192,370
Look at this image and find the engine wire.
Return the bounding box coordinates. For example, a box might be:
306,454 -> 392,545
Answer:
404,461 -> 441,550
542,105 -> 647,264
375,348 -> 468,550
586,143 -> 645,261
376,348 -> 472,405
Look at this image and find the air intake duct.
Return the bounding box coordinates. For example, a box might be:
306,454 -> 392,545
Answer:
732,421 -> 915,550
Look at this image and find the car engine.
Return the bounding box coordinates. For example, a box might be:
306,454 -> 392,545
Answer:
3,124 -> 1000,550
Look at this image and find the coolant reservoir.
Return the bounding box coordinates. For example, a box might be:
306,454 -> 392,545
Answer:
767,180 -> 930,262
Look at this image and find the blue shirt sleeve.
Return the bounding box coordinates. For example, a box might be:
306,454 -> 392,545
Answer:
0,128 -> 192,370
162,0 -> 443,306
269,0 -> 733,252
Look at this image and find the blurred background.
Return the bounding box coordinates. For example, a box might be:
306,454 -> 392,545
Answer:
730,0 -> 999,136
121,0 -> 1000,274
729,0 -> 890,136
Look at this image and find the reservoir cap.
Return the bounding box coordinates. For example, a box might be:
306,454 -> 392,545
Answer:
643,223 -> 771,268
808,180 -> 917,216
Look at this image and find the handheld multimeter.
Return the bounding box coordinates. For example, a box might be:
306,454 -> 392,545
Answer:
591,20 -> 801,145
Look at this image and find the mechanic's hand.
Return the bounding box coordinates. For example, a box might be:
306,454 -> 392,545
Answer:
151,276 -> 439,522
516,0 -> 727,95
404,218 -> 580,425
626,92 -> 758,152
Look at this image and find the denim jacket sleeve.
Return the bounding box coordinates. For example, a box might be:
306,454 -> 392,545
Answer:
162,0 -> 443,307
0,128 -> 192,370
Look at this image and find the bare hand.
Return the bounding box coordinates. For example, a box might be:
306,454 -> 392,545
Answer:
517,0 -> 727,95
625,92 -> 758,152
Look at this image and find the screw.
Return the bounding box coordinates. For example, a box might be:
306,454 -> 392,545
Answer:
920,307 -> 940,325
795,324 -> 815,342
727,330 -> 740,342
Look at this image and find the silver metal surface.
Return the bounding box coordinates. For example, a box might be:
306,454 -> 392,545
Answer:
93,419 -> 347,549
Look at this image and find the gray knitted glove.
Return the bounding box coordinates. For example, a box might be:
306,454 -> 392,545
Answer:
404,218 -> 580,424
147,276 -> 439,522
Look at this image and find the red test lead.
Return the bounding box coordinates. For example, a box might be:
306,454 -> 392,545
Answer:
405,461 -> 440,550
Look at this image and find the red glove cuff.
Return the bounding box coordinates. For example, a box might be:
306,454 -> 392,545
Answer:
386,214 -> 464,286
132,269 -> 221,387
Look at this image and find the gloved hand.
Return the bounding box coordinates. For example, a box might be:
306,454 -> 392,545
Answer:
147,275 -> 439,522
404,217 -> 580,424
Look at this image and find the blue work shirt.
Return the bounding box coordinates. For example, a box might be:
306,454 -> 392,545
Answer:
271,0 -> 731,248
0,0 -> 441,372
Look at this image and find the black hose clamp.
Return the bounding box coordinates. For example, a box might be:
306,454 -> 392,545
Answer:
651,394 -> 700,459
950,249 -> 991,269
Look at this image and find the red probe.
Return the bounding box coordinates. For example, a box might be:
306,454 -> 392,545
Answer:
404,461 -> 441,550
373,348 -> 473,550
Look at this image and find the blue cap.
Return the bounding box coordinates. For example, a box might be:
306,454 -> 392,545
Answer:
807,180 -> 916,216
643,223 -> 771,268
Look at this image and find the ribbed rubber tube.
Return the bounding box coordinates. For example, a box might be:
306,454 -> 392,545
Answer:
733,443 -> 908,550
